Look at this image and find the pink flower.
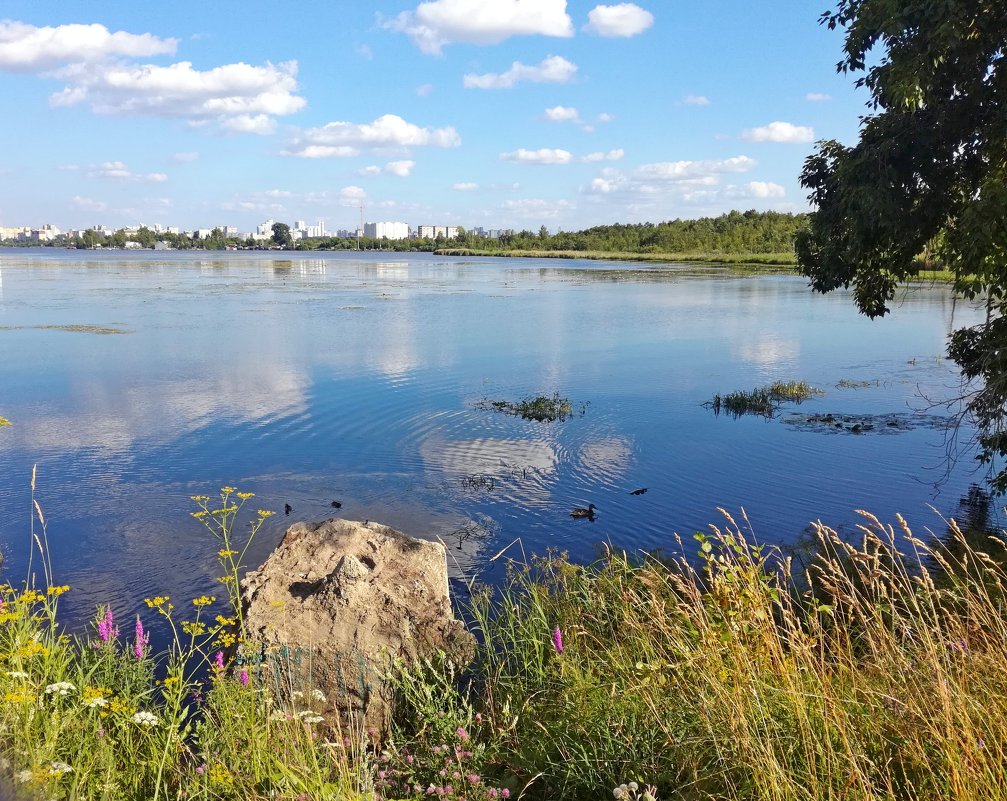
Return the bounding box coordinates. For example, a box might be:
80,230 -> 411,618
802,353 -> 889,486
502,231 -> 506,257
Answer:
97,608 -> 119,643
502,790 -> 511,799
133,616 -> 149,660
552,626 -> 564,654
213,651 -> 224,671
456,726 -> 469,741
239,669 -> 249,688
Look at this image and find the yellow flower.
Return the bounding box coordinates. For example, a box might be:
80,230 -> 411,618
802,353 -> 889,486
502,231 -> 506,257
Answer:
191,595 -> 216,608
191,511 -> 208,520
214,614 -> 237,627
18,590 -> 43,604
181,621 -> 207,636
46,585 -> 70,597
190,495 -> 210,502
208,763 -> 232,785
4,691 -> 32,704
236,492 -> 254,500
144,596 -> 170,608
108,696 -> 135,717
257,509 -> 275,518
15,641 -> 48,659
217,549 -> 237,558
220,486 -> 236,495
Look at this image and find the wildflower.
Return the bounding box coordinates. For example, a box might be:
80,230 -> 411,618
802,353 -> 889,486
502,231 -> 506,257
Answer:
14,770 -> 32,784
301,714 -> 325,724
144,595 -> 170,608
213,651 -> 225,671
97,608 -> 118,643
208,763 -> 232,785
236,491 -> 254,500
456,726 -> 470,742
258,509 -> 275,518
49,761 -> 72,775
7,670 -> 29,680
192,595 -> 216,608
468,774 -> 480,785
311,688 -> 326,702
44,681 -> 76,696
501,790 -> 510,799
133,616 -> 149,660
82,687 -> 110,708
552,626 -> 564,654
131,711 -> 159,727
217,549 -> 237,558
239,669 -> 249,688
191,495 -> 210,503
47,585 -> 70,597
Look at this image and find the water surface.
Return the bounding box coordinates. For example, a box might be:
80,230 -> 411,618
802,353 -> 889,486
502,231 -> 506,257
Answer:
0,249 -> 987,627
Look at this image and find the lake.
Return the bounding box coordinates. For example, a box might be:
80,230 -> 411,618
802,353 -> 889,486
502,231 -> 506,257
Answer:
0,249 -> 989,629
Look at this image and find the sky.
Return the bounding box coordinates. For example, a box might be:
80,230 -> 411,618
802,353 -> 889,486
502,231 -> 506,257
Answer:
0,1 -> 870,234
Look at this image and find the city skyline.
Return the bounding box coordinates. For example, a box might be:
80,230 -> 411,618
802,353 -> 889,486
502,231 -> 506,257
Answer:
0,2 -> 862,232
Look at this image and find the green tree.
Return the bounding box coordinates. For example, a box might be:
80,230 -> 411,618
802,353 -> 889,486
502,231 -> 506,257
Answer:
271,222 -> 292,248
796,0 -> 1007,490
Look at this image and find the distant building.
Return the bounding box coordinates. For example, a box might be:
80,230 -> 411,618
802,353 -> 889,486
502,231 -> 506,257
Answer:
417,224 -> 459,239
364,221 -> 409,240
256,219 -> 275,237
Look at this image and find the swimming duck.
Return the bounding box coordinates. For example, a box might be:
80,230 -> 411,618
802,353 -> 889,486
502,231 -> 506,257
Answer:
570,503 -> 597,519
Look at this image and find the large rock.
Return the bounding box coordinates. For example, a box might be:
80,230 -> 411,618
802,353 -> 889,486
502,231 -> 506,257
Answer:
240,518 -> 475,737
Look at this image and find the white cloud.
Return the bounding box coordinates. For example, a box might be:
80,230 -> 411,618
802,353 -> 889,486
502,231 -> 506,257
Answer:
500,148 -> 573,165
340,186 -> 367,203
172,151 -> 199,163
502,198 -> 574,220
464,55 -> 576,90
219,113 -> 276,135
0,21 -> 177,72
544,105 -> 580,123
744,181 -> 786,198
384,0 -> 573,55
385,159 -> 415,177
805,92 -> 831,102
48,59 -> 306,134
584,4 -> 654,37
581,149 -> 624,162
683,95 -> 710,106
262,188 -> 291,198
741,121 -> 814,143
416,83 -> 433,96
358,165 -> 382,176
285,114 -> 460,157
635,156 -> 757,181
89,161 -> 168,182
597,112 -> 615,123
70,195 -> 108,212
453,182 -> 479,191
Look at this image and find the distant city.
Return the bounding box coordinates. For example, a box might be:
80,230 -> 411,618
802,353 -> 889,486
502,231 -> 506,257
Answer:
0,219 -> 515,247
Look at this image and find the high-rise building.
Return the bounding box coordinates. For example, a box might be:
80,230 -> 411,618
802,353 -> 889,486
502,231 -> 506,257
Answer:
363,221 -> 409,240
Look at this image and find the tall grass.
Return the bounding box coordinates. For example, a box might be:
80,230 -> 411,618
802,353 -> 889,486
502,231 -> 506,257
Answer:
388,510 -> 1007,801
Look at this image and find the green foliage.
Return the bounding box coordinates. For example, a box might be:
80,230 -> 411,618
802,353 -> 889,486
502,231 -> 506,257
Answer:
476,394 -> 582,423
271,222 -> 293,248
708,380 -> 823,418
796,0 -> 1007,490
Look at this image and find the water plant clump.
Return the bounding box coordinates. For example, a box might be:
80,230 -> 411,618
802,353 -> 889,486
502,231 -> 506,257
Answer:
476,393 -> 583,422
707,380 -> 822,417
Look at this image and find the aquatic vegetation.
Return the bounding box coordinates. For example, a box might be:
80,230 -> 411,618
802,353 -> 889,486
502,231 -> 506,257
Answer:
836,377 -> 878,388
707,380 -> 823,418
0,324 -> 130,335
476,393 -> 584,423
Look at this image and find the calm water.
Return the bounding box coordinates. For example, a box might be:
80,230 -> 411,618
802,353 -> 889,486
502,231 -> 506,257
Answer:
0,249 -> 988,628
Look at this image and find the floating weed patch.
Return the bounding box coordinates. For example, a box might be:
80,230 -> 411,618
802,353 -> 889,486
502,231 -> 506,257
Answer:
0,324 -> 130,335
707,380 -> 822,418
784,411 -> 951,434
836,378 -> 878,389
0,416 -> 9,427
477,393 -> 584,422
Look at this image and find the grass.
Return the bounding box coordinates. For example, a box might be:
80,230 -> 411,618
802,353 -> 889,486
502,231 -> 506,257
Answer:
8,454 -> 1007,799
434,248 -> 798,268
476,393 -> 583,423
836,378 -> 878,389
707,380 -> 823,417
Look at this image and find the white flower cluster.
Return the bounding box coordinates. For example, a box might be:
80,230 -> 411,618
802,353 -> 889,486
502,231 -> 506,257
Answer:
44,681 -> 76,696
295,710 -> 324,724
131,711 -> 160,727
7,670 -> 29,680
83,695 -> 108,708
49,761 -> 73,775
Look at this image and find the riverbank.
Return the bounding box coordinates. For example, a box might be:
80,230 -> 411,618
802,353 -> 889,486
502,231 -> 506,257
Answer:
434,247 -> 799,268
2,492 -> 1006,800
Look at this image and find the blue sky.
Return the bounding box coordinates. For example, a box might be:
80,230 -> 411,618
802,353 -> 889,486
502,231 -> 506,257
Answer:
0,1 -> 866,234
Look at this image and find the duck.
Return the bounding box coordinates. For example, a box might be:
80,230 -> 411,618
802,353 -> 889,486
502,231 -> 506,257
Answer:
284,503 -> 293,516
570,503 -> 597,519
330,500 -> 342,509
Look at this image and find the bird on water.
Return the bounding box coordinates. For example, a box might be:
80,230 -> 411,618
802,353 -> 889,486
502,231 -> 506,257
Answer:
570,503 -> 597,519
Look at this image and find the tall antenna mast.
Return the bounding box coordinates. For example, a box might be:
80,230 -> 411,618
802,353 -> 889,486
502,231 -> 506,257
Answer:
357,204 -> 364,250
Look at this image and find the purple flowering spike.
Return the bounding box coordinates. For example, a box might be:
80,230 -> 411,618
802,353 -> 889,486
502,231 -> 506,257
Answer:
552,626 -> 564,654
239,669 -> 249,687
214,650 -> 225,671
97,608 -> 119,643
133,615 -> 149,660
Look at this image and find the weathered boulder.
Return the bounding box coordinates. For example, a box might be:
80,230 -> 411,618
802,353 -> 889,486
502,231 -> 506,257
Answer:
240,518 -> 474,738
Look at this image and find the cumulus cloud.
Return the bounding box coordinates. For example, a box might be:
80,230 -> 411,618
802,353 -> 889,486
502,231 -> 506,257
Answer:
0,21 -> 177,72
338,186 -> 367,204
285,114 -> 461,158
384,0 -> 573,55
464,55 -> 576,89
543,105 -> 580,123
744,181 -> 786,198
635,155 -> 757,181
49,59 -> 306,133
453,182 -> 479,190
70,195 -> 108,212
683,95 -> 710,106
584,4 -> 654,37
805,92 -> 831,102
500,148 -> 573,165
596,112 -> 615,123
385,159 -> 415,176
88,161 -> 168,182
358,165 -> 382,176
581,149 -> 624,162
740,121 -> 814,143
502,197 -> 574,220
